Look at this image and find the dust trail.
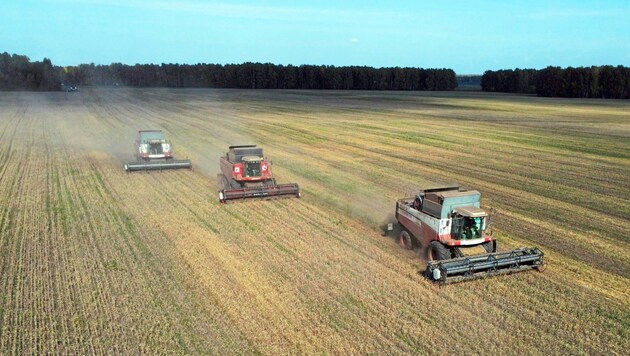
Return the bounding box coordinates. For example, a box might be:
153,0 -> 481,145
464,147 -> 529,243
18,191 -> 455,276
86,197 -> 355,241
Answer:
154,89 -> 260,181
34,88 -> 134,165
35,88 -> 259,183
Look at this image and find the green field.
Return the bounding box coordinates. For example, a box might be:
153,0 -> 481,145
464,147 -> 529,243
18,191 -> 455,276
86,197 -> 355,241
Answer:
0,88 -> 628,354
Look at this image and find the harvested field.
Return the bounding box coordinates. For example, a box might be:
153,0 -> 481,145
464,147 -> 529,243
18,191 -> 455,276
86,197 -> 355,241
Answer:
0,88 -> 628,354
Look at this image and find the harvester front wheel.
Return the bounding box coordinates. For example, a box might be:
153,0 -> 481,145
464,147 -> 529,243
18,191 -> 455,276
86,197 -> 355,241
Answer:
427,241 -> 450,261
217,174 -> 229,190
482,240 -> 497,253
399,230 -> 413,250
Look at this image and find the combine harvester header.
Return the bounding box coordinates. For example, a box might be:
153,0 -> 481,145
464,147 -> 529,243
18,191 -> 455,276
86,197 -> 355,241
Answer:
124,130 -> 192,172
393,185 -> 544,284
425,247 -> 544,284
218,145 -> 300,203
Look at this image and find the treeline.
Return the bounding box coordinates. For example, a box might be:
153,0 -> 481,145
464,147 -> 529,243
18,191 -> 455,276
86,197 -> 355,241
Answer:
481,66 -> 630,99
0,52 -> 457,91
0,53 -> 61,91
64,63 -> 457,90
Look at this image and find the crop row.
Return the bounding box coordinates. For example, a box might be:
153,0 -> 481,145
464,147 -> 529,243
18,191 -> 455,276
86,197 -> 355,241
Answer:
0,90 -> 627,354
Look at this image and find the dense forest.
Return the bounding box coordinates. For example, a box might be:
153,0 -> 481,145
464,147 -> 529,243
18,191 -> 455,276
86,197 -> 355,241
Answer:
5,52 -> 628,98
0,52 -> 457,91
481,66 -> 630,99
0,53 -> 61,91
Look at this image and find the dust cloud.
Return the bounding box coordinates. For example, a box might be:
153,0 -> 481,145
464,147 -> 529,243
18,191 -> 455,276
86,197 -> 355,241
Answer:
37,88 -> 259,189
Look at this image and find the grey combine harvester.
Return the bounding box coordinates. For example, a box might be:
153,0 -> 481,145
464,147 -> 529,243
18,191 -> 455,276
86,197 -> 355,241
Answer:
124,130 -> 192,172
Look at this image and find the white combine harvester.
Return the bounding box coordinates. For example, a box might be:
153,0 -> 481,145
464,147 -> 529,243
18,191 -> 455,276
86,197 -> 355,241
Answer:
393,185 -> 544,284
124,130 -> 192,172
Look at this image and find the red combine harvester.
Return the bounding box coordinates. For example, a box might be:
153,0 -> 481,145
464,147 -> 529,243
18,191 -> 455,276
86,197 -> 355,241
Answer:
392,185 -> 544,284
218,145 -> 300,203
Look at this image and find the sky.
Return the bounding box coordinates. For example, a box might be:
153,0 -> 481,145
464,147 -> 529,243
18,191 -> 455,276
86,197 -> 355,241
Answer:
1,0 -> 629,74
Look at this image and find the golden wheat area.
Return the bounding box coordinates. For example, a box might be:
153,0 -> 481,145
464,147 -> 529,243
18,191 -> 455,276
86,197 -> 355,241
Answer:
0,88 -> 628,354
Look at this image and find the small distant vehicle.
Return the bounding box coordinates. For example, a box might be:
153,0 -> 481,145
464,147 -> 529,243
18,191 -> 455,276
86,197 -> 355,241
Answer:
392,185 -> 544,284
62,84 -> 79,92
124,130 -> 192,172
218,145 -> 300,203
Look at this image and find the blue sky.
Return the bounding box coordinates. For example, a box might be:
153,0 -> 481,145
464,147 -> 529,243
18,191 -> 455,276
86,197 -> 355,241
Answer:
1,0 -> 629,73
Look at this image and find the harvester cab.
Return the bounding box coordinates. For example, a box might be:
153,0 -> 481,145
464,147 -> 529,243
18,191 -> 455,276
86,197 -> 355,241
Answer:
218,145 -> 300,203
144,138 -> 170,157
242,155 -> 264,177
450,207 -> 487,240
124,130 -> 192,172
394,185 -> 544,284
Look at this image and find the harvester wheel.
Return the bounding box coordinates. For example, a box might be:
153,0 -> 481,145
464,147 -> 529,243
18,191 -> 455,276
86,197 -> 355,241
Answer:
427,241 -> 450,261
217,174 -> 229,190
482,240 -> 497,253
399,230 -> 413,250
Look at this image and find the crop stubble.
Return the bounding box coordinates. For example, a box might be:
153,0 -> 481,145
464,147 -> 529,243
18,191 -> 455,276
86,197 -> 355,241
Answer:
0,89 -> 628,354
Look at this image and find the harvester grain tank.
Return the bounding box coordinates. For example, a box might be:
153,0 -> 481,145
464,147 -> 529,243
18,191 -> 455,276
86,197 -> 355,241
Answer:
218,145 -> 300,203
124,130 -> 192,172
393,185 -> 544,283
